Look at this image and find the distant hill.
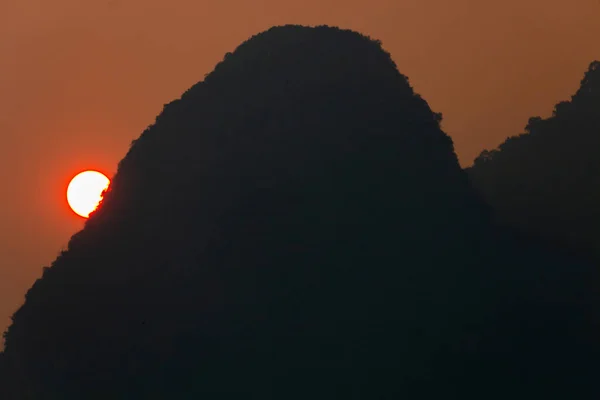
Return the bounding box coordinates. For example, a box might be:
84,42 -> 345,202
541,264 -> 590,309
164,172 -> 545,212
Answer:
468,61 -> 600,259
1,26 -> 598,399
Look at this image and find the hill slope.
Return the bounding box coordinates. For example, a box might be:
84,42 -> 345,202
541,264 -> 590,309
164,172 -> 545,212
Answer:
468,61 -> 600,258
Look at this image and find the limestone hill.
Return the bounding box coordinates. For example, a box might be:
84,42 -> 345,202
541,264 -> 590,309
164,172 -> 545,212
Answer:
1,26 -> 597,399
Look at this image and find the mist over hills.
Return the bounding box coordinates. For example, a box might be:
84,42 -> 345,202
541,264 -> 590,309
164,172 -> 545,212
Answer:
1,25 -> 598,399
469,61 -> 600,260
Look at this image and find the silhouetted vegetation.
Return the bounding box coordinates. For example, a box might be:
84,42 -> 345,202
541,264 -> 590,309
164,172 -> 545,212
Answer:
0,26 -> 598,399
469,61 -> 600,260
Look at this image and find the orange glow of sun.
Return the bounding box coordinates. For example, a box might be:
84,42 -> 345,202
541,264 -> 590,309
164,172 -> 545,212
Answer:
66,170 -> 110,218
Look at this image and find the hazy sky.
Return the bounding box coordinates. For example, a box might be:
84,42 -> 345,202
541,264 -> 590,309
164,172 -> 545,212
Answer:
1,0 -> 599,340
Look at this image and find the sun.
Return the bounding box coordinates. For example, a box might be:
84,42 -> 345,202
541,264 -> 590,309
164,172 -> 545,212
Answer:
66,170 -> 110,218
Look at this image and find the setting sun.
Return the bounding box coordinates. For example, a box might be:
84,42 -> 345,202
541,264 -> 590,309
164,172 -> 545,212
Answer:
66,170 -> 110,218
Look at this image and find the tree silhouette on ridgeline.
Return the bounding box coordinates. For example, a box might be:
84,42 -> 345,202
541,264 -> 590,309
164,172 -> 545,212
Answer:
0,26 -> 598,399
468,61 -> 600,260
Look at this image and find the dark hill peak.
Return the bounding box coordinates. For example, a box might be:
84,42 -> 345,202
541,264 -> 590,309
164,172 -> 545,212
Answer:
187,25 -> 414,100
94,24 -> 474,238
575,60 -> 600,97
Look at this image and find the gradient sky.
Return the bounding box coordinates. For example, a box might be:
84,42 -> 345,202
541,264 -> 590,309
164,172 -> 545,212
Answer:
1,0 -> 599,341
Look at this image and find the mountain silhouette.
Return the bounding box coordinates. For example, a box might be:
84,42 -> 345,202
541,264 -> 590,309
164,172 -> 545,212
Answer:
468,61 -> 600,259
1,26 -> 598,399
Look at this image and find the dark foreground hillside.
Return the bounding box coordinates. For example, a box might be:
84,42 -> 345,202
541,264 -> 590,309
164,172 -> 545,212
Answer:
1,26 -> 598,399
469,61 -> 600,259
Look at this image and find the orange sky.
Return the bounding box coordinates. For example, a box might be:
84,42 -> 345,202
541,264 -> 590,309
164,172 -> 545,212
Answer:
1,0 -> 599,341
